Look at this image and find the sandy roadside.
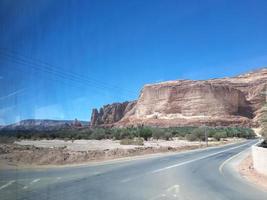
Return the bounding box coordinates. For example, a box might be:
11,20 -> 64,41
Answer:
239,154 -> 267,191
0,138 -> 243,170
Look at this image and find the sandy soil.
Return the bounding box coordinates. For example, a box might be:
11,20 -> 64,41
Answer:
0,138 -> 242,169
14,139 -> 210,151
239,154 -> 267,191
14,138 -> 242,151
252,128 -> 262,137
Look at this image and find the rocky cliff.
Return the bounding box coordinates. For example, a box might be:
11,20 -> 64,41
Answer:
91,68 -> 267,127
90,101 -> 136,127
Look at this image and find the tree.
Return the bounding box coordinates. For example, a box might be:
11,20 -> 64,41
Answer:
90,128 -> 106,140
186,133 -> 198,141
192,127 -> 205,141
163,132 -> 173,141
185,128 -> 205,141
152,128 -> 163,140
213,131 -> 227,141
260,103 -> 267,141
138,127 -> 152,141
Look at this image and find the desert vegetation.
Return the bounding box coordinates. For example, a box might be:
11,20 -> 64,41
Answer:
260,103 -> 267,147
0,126 -> 255,167
0,126 -> 255,143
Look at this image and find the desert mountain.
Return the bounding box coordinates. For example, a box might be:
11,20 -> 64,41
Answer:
91,68 -> 267,127
0,119 -> 89,132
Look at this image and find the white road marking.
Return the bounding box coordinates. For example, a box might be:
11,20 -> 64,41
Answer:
120,177 -> 133,183
120,141 -> 255,183
23,178 -> 41,190
31,179 -> 40,184
151,141 -> 254,174
219,148 -> 249,175
0,180 -> 15,190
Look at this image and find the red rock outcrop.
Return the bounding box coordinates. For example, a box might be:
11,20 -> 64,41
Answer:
90,101 -> 136,127
91,68 -> 267,127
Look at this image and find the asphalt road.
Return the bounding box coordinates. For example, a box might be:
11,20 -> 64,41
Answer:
1,139 -> 267,200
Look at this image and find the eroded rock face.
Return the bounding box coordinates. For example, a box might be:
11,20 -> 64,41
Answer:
91,68 -> 267,127
133,82 -> 251,118
90,101 -> 136,127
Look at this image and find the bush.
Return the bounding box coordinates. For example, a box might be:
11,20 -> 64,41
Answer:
111,128 -> 122,140
152,128 -> 164,140
168,127 -> 195,137
138,127 -> 152,141
213,131 -> 227,141
90,128 -> 106,140
120,128 -> 135,139
191,128 -> 205,141
260,103 -> 267,141
163,132 -> 172,141
0,125 -> 255,141
186,133 -> 199,141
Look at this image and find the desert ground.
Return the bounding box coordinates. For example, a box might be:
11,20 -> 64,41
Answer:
0,138 -> 243,169
239,154 -> 267,191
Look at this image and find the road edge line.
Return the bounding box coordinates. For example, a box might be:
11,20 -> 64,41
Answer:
219,140 -> 261,175
151,141 -> 253,174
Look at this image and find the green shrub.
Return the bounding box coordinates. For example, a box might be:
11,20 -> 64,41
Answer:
0,125 -> 255,141
120,128 -> 135,139
168,127 -> 195,137
111,128 -> 121,140
186,133 -> 199,141
163,132 -> 173,141
260,103 -> 267,141
138,127 -> 152,141
213,131 -> 227,141
191,128 -> 205,141
152,128 -> 163,140
90,128 -> 106,140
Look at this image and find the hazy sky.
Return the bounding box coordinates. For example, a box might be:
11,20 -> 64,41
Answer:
0,0 -> 267,125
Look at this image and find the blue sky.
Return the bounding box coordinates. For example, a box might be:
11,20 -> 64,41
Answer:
0,0 -> 267,125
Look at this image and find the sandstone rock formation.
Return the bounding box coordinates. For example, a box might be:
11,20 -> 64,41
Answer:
91,68 -> 267,127
72,118 -> 83,128
90,101 -> 136,127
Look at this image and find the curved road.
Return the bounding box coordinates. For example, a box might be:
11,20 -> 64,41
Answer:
1,139 -> 267,200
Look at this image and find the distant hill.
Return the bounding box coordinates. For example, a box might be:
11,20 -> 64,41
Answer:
0,119 -> 89,134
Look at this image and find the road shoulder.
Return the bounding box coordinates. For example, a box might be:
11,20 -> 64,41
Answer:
239,153 -> 267,191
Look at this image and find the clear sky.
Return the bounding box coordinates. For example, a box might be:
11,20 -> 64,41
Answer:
0,0 -> 267,125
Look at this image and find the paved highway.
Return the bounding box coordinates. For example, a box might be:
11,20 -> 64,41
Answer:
1,139 -> 267,200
